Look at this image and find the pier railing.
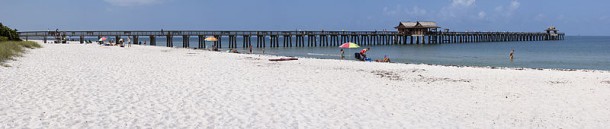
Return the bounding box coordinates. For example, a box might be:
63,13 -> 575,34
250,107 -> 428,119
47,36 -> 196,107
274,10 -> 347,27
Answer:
18,30 -> 400,37
18,30 -> 565,48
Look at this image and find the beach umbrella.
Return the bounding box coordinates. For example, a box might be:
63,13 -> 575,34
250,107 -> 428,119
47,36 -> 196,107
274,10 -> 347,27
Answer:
98,37 -> 107,41
339,42 -> 360,48
205,36 -> 218,42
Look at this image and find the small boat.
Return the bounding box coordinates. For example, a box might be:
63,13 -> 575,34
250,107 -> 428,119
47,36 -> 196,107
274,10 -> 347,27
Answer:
269,57 -> 298,61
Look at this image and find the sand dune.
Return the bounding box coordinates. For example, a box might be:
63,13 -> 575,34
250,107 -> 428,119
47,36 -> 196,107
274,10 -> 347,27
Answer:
1,41 -> 609,128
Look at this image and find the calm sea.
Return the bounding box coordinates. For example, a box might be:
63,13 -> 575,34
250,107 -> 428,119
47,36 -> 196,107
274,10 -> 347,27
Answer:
69,36 -> 610,70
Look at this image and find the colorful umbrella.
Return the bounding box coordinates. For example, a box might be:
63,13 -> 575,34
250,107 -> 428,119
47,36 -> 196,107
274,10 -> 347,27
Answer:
98,37 -> 107,41
205,36 -> 218,42
339,42 -> 360,48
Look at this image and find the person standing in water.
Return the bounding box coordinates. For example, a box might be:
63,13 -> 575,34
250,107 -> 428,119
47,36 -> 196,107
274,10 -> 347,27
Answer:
340,49 -> 345,59
508,49 -> 515,61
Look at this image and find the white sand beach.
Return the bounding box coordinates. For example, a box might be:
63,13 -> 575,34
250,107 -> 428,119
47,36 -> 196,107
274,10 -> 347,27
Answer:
1,40 -> 609,128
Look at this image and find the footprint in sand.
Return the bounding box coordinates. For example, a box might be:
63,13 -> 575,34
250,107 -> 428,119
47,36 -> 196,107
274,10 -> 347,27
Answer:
548,80 -> 570,85
371,70 -> 403,81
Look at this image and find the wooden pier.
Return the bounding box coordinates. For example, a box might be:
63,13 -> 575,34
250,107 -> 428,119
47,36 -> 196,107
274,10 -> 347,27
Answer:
18,25 -> 565,49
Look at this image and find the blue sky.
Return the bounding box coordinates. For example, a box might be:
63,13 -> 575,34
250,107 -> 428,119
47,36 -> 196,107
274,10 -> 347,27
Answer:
1,0 -> 609,36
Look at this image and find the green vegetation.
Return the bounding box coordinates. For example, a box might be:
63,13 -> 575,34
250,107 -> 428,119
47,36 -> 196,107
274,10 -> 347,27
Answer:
0,23 -> 39,66
0,36 -> 7,42
0,41 -> 41,65
0,22 -> 21,41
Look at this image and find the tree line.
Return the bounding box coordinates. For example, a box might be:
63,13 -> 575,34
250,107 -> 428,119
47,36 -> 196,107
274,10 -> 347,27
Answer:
0,22 -> 21,42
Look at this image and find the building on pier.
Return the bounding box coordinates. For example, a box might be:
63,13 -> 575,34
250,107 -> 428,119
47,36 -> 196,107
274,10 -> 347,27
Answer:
546,26 -> 559,36
545,26 -> 562,40
395,21 -> 440,36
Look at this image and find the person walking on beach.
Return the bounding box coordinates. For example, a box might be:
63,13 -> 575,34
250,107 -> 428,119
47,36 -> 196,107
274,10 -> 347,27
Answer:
249,44 -> 253,54
127,37 -> 132,47
340,49 -> 345,59
508,49 -> 515,61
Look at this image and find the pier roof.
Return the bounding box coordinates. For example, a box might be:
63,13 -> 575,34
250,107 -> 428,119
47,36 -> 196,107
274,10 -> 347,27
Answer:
546,26 -> 559,31
395,21 -> 440,29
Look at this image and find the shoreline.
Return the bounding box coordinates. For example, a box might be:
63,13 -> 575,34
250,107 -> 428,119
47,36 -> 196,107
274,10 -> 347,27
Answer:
35,38 -> 610,72
17,40 -> 610,73
254,51 -> 610,73
2,40 -> 609,128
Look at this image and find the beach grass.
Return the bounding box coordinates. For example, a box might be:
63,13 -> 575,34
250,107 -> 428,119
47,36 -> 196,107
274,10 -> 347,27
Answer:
0,41 -> 41,66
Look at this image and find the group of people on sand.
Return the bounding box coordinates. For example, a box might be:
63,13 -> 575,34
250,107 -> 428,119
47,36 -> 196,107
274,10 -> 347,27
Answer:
100,38 -> 133,48
340,47 -> 390,63
375,55 -> 391,63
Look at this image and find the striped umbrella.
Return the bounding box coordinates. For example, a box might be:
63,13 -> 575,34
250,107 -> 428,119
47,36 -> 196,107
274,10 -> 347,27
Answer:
339,42 -> 360,48
98,37 -> 107,41
205,36 -> 218,42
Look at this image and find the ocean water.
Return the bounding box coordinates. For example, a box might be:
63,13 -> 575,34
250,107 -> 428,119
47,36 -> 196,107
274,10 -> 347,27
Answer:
66,36 -> 610,70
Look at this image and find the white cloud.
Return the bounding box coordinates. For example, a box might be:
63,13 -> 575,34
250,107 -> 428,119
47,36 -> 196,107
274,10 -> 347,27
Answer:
495,0 -> 520,17
451,0 -> 476,7
407,6 -> 427,16
509,0 -> 520,10
439,0 -> 477,19
478,11 -> 486,19
383,0 -> 491,22
383,5 -> 428,20
104,0 -> 164,6
383,5 -> 428,17
382,6 -> 401,16
494,6 -> 503,12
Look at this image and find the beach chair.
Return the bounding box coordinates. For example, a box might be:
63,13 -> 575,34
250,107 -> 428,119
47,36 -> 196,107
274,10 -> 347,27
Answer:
354,53 -> 363,61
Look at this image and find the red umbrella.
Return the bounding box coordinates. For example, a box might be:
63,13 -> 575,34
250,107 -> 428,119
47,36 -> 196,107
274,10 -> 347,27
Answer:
98,37 -> 107,41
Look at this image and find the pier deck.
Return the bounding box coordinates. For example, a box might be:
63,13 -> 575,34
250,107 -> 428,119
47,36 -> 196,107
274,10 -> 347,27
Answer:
18,30 -> 565,48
